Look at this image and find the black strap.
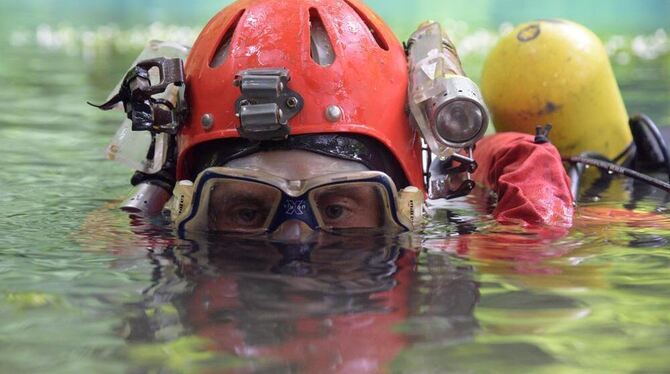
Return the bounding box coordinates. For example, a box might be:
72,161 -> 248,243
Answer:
564,155 -> 670,193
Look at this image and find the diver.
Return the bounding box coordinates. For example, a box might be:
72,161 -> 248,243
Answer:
92,0 -> 575,240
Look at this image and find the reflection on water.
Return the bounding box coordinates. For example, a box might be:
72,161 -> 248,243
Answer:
117,232 -> 475,373
1,11 -> 670,374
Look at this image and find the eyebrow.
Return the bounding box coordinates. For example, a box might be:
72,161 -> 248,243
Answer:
317,185 -> 376,201
218,192 -> 275,204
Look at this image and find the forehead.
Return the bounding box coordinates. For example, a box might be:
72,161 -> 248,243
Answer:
224,150 -> 368,180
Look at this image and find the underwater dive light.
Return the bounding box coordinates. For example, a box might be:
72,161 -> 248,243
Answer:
407,22 -> 489,200
407,22 -> 489,159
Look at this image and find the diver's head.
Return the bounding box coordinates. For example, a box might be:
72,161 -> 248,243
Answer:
166,0 -> 425,237
176,0 -> 423,186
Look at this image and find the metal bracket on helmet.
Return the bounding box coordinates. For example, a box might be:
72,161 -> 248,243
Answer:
234,68 -> 304,141
89,57 -> 187,135
428,150 -> 478,200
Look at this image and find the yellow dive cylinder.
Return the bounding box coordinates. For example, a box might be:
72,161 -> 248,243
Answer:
481,20 -> 632,159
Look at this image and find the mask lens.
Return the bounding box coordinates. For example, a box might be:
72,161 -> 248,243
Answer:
207,179 -> 282,233
310,182 -> 389,230
435,100 -> 483,143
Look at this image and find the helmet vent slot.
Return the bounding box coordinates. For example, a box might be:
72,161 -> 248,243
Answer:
210,8 -> 246,68
343,0 -> 389,51
309,8 -> 335,66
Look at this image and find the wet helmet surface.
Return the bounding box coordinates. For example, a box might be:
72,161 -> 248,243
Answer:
177,0 -> 424,189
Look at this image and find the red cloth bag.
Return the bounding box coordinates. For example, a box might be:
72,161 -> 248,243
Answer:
472,132 -> 574,226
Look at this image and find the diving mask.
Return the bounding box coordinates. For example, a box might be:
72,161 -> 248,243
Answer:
164,168 -> 424,235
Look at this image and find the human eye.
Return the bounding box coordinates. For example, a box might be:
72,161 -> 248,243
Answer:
324,203 -> 346,220
209,199 -> 272,232
313,184 -> 385,229
317,196 -> 379,229
229,202 -> 268,226
321,199 -> 356,221
208,181 -> 280,232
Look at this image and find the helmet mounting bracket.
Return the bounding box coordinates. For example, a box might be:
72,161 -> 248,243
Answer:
89,57 -> 187,135
234,68 -> 304,141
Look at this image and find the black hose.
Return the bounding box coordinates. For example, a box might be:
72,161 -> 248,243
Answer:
631,113 -> 670,179
564,156 -> 670,193
611,142 -> 635,164
567,161 -> 586,201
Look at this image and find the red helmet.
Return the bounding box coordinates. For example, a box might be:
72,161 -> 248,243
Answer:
177,0 -> 424,189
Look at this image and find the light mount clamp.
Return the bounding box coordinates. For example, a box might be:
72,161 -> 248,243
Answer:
234,68 -> 304,141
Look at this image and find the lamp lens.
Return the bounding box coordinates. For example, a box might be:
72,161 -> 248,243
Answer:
435,101 -> 483,143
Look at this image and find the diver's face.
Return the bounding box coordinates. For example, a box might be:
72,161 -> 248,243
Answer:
213,150 -> 381,242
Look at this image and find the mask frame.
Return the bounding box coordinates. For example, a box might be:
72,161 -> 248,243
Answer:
166,167 -> 414,235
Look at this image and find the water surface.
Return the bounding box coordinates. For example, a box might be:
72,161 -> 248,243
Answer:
1,3 -> 670,373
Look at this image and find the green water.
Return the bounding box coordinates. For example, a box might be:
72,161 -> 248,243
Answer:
1,1 -> 670,373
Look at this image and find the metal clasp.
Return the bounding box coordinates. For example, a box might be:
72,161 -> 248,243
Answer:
428,148 -> 479,200
89,57 -> 187,135
234,68 -> 304,141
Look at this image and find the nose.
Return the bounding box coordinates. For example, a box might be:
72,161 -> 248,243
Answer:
270,220 -> 316,243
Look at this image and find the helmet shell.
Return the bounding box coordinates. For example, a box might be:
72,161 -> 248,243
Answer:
177,0 -> 424,189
